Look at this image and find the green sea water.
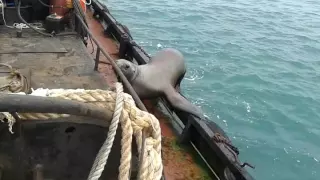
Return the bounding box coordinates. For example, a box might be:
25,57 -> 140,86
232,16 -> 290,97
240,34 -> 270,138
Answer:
101,0 -> 320,179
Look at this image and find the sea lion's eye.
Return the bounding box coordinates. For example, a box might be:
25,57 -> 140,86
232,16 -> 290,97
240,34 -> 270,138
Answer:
125,65 -> 130,69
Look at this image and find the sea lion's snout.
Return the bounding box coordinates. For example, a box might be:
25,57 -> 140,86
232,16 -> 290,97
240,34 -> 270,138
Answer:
115,59 -> 126,67
115,59 -> 136,80
116,59 -> 130,71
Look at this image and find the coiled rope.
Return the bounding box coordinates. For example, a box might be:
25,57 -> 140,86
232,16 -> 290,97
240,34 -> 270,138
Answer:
0,63 -> 30,94
1,82 -> 163,180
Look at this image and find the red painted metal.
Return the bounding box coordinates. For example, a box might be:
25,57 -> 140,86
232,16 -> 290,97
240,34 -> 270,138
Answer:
49,0 -> 68,16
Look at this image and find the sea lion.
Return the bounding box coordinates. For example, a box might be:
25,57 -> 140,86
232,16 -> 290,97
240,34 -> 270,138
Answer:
116,48 -> 204,118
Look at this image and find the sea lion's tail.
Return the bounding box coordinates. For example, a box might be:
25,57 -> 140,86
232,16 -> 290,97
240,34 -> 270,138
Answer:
164,87 -> 204,119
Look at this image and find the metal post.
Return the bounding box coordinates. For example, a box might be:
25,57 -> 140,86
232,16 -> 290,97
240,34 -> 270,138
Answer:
94,48 -> 101,71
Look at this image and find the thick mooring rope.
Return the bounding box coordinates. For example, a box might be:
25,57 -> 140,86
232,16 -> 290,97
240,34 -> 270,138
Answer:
1,82 -> 163,180
87,83 -> 124,180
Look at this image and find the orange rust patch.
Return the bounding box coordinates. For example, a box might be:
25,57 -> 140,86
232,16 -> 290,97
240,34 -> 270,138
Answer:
145,100 -> 210,180
162,137 -> 210,180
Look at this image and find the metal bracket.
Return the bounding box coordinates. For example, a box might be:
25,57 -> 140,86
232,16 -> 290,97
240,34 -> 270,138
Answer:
118,34 -> 129,59
241,162 -> 255,169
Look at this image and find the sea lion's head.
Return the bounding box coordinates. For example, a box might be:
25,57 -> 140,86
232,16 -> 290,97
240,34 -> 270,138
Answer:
116,59 -> 138,81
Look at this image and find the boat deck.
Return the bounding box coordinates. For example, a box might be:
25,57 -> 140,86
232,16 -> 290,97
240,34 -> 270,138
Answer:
0,27 -> 109,90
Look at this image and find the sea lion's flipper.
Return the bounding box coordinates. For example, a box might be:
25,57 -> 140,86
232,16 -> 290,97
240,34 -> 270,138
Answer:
175,69 -> 186,93
164,87 -> 204,119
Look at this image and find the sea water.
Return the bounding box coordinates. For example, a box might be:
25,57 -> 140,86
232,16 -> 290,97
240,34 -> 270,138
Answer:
101,0 -> 320,179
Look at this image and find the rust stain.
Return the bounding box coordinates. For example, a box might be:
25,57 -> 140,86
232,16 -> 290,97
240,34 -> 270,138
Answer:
144,100 -> 210,180
85,11 -> 209,180
162,137 -> 210,180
